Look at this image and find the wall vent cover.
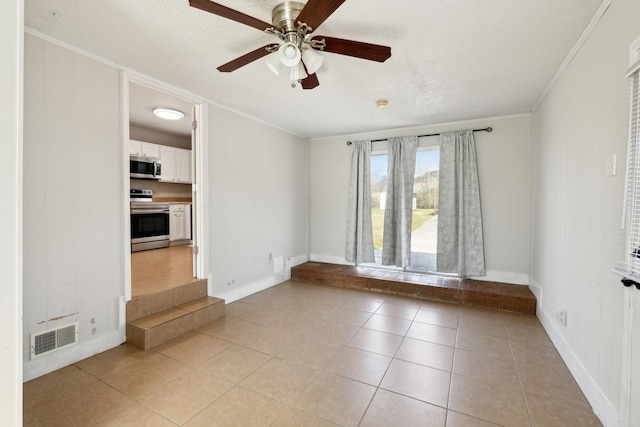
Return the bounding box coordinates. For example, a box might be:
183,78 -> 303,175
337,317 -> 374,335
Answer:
30,321 -> 79,359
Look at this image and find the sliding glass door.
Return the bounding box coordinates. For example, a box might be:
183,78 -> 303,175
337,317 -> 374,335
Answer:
409,147 -> 439,272
369,143 -> 440,272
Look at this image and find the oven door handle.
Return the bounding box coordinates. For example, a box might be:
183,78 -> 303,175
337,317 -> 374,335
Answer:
131,209 -> 170,214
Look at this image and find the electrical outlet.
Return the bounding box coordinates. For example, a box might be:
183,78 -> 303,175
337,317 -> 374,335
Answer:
556,310 -> 567,326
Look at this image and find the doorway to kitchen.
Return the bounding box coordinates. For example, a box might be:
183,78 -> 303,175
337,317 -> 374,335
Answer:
124,76 -> 204,300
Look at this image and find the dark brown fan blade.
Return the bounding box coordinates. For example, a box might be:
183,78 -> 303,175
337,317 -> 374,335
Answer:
301,73 -> 320,90
296,0 -> 346,32
313,36 -> 391,62
217,45 -> 277,72
189,0 -> 276,32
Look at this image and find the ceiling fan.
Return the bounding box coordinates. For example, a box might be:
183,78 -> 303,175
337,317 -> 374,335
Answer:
188,0 -> 392,89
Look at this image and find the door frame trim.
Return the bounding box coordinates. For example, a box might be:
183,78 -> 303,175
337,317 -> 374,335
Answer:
121,72 -> 208,304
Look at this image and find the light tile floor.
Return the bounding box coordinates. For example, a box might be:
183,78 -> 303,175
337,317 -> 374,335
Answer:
131,245 -> 196,297
24,280 -> 603,426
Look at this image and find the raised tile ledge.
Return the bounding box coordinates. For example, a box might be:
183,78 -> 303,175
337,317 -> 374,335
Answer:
291,262 -> 536,315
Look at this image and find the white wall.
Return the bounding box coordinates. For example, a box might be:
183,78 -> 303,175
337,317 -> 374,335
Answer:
0,0 -> 22,424
23,34 -> 124,381
309,114 -> 531,284
130,124 -> 191,150
530,0 -> 640,424
207,105 -> 308,302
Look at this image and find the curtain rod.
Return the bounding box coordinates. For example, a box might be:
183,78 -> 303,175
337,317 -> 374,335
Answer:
346,126 -> 493,145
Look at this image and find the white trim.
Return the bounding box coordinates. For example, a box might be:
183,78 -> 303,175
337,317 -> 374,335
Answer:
468,270 -> 529,286
619,288 -> 634,427
2,1 -> 24,424
121,73 -> 132,302
124,72 -> 210,286
212,253 -> 308,303
533,0 -> 613,111
630,36 -> 640,66
195,102 -> 209,281
309,254 -> 529,285
310,253 -> 355,266
617,34 -> 640,427
536,303 -> 618,427
23,330 -> 122,381
626,59 -> 640,78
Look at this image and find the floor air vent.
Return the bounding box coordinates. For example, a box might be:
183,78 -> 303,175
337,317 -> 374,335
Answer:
30,322 -> 79,359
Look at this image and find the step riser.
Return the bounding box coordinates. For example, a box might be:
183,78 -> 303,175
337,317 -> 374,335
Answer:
126,279 -> 225,351
127,302 -> 224,350
127,279 -> 208,323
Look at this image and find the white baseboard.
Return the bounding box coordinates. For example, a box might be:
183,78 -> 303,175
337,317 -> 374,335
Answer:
23,330 -> 123,382
468,270 -> 530,286
214,253 -> 308,304
532,279 -> 618,427
309,253 -> 355,266
309,254 -> 529,286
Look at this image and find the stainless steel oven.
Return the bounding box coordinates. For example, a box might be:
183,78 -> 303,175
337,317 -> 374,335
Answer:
130,189 -> 170,252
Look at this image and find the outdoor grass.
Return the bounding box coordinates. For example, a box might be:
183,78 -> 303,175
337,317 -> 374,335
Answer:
372,208 -> 435,249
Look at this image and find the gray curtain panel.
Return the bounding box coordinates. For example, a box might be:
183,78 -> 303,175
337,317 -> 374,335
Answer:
382,136 -> 418,267
436,130 -> 486,276
346,140 -> 375,263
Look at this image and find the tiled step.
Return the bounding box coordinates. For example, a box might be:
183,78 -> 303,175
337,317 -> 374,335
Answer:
126,279 -> 225,350
291,262 -> 536,314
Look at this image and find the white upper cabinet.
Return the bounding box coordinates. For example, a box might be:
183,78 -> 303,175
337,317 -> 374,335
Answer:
159,145 -> 191,184
176,148 -> 192,183
129,139 -> 161,159
141,143 -> 160,159
159,145 -> 177,183
129,140 -> 142,156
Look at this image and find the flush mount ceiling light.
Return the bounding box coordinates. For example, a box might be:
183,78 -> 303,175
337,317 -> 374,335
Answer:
377,99 -> 389,108
189,0 -> 392,90
152,108 -> 185,120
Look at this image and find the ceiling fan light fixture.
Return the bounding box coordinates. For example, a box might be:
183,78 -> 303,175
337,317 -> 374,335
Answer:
301,48 -> 324,74
265,51 -> 283,75
288,62 -> 308,82
278,42 -> 301,67
152,108 -> 185,120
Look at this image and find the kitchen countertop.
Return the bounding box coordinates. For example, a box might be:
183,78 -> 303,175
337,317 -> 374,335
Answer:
153,197 -> 192,204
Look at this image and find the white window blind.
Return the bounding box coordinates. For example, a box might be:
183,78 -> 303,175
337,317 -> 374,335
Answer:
622,59 -> 640,279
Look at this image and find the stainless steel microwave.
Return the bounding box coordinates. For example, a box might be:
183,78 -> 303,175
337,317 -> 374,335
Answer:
130,155 -> 161,180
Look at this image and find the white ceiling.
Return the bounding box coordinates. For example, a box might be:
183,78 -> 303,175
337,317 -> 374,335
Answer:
25,0 -> 603,138
129,82 -> 194,137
